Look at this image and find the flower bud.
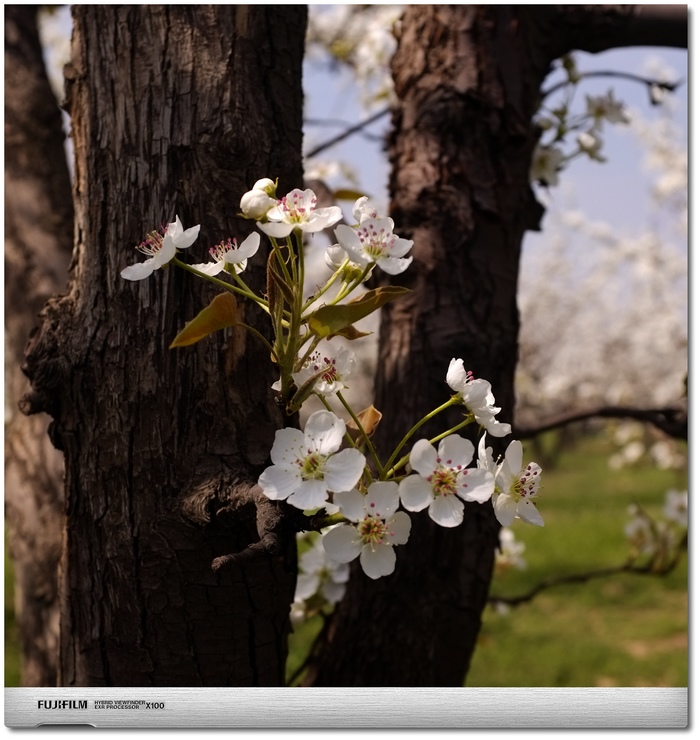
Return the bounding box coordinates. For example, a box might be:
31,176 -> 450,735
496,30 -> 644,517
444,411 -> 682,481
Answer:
252,178 -> 277,197
240,189 -> 278,220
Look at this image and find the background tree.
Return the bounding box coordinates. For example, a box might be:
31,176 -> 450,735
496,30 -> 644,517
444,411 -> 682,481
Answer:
9,4 -> 686,688
4,4 -> 73,686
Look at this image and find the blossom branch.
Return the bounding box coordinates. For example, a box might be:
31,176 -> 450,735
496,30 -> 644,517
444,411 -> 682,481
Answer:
542,69 -> 682,99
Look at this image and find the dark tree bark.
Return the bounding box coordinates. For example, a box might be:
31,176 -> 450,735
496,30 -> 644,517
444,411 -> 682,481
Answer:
307,4 -> 687,686
21,5 -> 307,686
4,4 -> 73,686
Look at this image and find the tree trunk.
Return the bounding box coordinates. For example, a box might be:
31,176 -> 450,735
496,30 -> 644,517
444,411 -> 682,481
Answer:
21,5 -> 307,687
4,4 -> 73,686
307,3 -> 689,687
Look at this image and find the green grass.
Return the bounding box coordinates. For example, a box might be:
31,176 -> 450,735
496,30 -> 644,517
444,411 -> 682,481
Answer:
6,430 -> 687,688
466,432 -> 687,687
5,533 -> 22,687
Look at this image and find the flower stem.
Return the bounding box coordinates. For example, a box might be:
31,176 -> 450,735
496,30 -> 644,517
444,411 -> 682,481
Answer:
337,391 -> 384,477
381,395 -> 463,478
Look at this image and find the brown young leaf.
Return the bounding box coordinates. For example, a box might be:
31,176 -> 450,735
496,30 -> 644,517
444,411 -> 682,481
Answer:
170,292 -> 238,348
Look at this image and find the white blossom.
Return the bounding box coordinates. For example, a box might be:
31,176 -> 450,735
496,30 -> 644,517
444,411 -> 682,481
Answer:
530,144 -> 565,186
258,410 -> 365,510
335,217 -> 413,275
446,359 -> 512,438
493,441 -> 543,527
295,534 -> 350,605
293,340 -> 357,397
322,482 -> 411,580
258,188 -> 342,238
191,233 -> 260,276
121,216 -> 200,281
399,435 -> 495,528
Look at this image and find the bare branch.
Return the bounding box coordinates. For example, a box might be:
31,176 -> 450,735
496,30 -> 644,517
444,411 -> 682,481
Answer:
514,405 -> 687,441
490,549 -> 686,608
304,106 -> 390,159
543,69 -> 683,100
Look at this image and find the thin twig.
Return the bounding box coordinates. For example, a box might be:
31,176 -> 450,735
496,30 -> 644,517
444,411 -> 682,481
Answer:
305,107 -> 391,159
543,69 -> 682,99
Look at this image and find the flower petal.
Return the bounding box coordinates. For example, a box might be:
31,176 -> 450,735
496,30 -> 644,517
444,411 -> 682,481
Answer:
287,479 -> 329,510
398,475 -> 433,512
437,435 -> 474,468
446,358 -> 467,393
153,234 -> 177,267
294,573 -> 320,600
457,469 -> 495,503
269,427 -> 306,466
364,481 -> 399,518
258,221 -> 294,238
303,410 -> 345,454
494,493 -> 518,527
360,544 -> 396,579
429,494 -> 465,528
408,438 -> 438,478
516,499 -> 545,527
322,524 -> 362,563
504,440 -> 523,477
375,255 -> 413,275
333,488 -> 366,523
324,448 -> 366,492
191,261 -> 226,276
386,510 -> 411,545
121,259 -> 157,281
258,464 -> 299,501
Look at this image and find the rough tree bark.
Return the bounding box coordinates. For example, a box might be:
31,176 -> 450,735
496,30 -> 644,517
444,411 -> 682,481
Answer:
21,5 -> 307,686
307,4 -> 686,686
4,5 -> 73,686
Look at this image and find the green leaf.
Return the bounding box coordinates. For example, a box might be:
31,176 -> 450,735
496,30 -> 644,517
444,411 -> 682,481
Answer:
333,188 -> 370,202
170,292 -> 238,348
307,285 -> 410,338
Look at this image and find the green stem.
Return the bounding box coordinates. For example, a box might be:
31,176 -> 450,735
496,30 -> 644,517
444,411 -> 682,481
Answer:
385,414 -> 476,480
337,391 -> 384,477
172,257 -> 269,310
301,259 -> 351,313
381,395 -> 463,478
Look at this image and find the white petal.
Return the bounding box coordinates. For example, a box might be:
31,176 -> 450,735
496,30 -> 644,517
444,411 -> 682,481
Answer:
385,510 -> 411,545
322,524 -> 362,563
258,221 -> 294,238
303,410 -> 345,454
376,255 -> 413,275
360,544 -> 396,579
408,439 -> 438,478
229,232 -> 260,261
446,358 -> 467,393
516,500 -> 545,527
333,488 -> 366,523
191,261 -> 225,276
398,475 -> 433,512
457,469 -> 495,503
334,224 -> 362,251
429,495 -> 465,528
269,427 -> 306,466
504,441 -> 523,476
437,435 -> 474,468
324,448 -> 366,492
364,481 -> 399,518
484,419 -> 512,437
258,464 -> 299,501
294,573 -> 320,600
494,493 -> 518,527
287,479 -> 329,510
153,234 -> 177,267
387,236 -> 413,258
321,580 -> 346,604
173,224 -> 200,249
121,259 -> 157,281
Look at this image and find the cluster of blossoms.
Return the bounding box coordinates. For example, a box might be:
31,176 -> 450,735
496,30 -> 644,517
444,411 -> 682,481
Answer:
121,178 -> 544,604
530,54 -> 633,187
625,489 -> 687,570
